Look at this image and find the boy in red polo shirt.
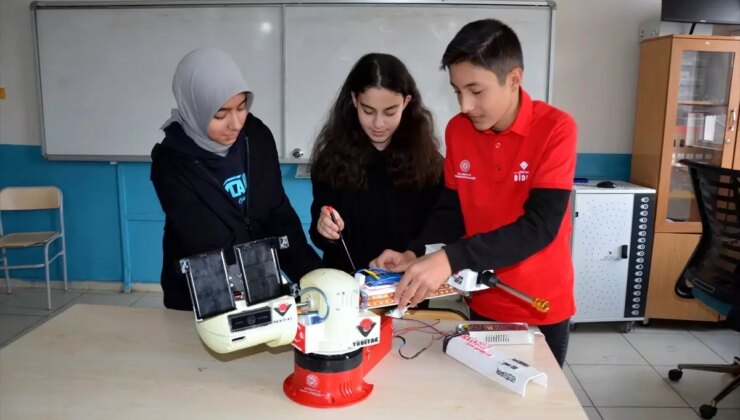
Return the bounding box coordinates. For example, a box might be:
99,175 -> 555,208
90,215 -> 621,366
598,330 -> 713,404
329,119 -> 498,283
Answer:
371,19 -> 577,366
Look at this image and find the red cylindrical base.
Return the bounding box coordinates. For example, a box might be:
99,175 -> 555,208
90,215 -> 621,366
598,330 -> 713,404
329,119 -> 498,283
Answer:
283,350 -> 373,408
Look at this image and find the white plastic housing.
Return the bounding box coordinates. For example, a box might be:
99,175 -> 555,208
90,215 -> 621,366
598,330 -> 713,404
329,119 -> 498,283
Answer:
196,296 -> 298,354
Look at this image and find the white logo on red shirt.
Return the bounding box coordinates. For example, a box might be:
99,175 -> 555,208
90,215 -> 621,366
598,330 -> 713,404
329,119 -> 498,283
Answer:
460,160 -> 471,172
514,161 -> 530,182
455,159 -> 476,180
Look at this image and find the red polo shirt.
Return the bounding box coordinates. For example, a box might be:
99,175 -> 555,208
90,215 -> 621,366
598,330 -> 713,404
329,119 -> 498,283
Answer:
444,89 -> 577,325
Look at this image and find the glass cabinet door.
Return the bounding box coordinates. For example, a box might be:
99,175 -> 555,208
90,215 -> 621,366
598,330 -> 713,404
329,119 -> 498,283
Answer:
667,49 -> 736,225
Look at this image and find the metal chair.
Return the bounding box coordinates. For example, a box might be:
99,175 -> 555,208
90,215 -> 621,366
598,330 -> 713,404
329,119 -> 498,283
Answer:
0,186 -> 68,309
669,160 -> 739,420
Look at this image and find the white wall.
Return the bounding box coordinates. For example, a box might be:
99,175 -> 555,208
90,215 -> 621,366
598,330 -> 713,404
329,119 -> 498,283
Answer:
1,0 -> 43,146
553,0 -> 710,153
552,0 -> 659,153
0,0 -> 695,153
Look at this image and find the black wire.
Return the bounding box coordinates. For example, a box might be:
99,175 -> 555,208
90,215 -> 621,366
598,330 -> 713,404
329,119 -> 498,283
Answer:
399,318 -> 450,336
393,319 -> 460,359
393,335 -> 432,359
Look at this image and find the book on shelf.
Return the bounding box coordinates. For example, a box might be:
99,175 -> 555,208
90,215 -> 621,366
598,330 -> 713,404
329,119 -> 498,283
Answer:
685,112 -> 704,145
701,114 -> 725,143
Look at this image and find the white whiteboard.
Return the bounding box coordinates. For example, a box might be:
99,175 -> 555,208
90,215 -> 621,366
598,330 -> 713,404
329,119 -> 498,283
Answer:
32,1 -> 554,161
34,5 -> 282,160
285,4 -> 553,160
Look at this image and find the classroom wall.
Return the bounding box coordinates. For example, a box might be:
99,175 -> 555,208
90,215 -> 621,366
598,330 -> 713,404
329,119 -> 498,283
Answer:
0,0 -> 683,285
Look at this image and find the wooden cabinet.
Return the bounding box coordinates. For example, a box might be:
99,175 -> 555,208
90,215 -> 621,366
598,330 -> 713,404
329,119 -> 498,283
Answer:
631,35 -> 740,321
645,233 -> 717,321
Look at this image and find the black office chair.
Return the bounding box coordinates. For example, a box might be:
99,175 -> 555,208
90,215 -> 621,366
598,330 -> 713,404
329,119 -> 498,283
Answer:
669,160 -> 740,420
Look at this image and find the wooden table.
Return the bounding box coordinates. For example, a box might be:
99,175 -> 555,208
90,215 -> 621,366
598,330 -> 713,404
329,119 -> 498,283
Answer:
0,304 -> 587,419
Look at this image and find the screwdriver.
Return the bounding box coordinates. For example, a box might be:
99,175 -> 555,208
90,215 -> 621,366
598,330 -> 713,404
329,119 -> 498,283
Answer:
478,270 -> 550,313
326,206 -> 356,272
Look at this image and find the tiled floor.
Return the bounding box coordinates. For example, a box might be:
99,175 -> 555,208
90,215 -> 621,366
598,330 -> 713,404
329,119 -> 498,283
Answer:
1,288 -> 738,419
565,321 -> 739,420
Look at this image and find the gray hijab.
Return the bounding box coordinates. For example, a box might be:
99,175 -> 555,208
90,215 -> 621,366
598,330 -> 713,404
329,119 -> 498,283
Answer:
162,48 -> 254,157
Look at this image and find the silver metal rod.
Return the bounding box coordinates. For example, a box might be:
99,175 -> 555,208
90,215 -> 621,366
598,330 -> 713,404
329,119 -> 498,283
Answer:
328,207 -> 356,272
339,235 -> 356,272
496,282 -> 533,303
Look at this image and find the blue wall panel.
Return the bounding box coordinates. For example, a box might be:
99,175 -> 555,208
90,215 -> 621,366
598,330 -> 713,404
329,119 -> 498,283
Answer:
1,145 -> 122,282
121,163 -> 162,218
1,144 -> 632,286
128,220 -> 165,283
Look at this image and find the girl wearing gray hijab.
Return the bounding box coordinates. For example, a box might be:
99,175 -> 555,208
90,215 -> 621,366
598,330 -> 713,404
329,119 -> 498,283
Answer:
151,48 -> 321,311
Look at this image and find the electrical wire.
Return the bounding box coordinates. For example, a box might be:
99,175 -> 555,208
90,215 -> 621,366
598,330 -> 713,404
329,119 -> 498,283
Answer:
394,318 -> 453,336
394,335 -> 433,359
393,319 -> 458,360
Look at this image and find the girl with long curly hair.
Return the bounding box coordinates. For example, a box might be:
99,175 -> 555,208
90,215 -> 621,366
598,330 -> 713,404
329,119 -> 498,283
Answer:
310,53 -> 451,275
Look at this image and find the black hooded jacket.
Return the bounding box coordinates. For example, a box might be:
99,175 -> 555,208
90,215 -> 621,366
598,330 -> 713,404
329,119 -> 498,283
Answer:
150,115 -> 321,310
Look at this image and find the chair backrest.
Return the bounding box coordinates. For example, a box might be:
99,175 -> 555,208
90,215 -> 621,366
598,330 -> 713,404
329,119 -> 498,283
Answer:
0,187 -> 62,211
676,160 -> 739,322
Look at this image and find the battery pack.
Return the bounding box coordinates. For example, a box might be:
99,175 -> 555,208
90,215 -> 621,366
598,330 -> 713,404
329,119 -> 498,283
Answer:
458,322 -> 535,345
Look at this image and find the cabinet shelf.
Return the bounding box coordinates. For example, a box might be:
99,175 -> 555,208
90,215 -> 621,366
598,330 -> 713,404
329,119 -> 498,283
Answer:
675,143 -> 724,152
677,100 -> 727,106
